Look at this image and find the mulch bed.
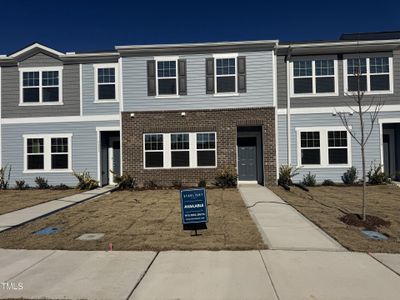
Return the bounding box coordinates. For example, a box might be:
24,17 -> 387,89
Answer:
340,213 -> 391,230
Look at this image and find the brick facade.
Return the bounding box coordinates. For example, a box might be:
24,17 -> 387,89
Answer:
121,107 -> 276,187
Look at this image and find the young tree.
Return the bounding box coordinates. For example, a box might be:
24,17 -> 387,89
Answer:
336,59 -> 384,221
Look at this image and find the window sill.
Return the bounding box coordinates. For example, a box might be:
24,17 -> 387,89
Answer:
23,169 -> 73,174
344,90 -> 393,96
94,100 -> 119,103
144,166 -> 217,170
213,93 -> 239,97
297,164 -> 351,169
291,92 -> 338,98
155,95 -> 181,99
19,102 -> 64,107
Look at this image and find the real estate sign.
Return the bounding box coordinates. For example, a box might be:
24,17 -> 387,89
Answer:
180,188 -> 208,225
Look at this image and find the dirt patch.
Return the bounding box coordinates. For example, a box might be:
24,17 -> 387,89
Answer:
0,189 -> 80,215
340,213 -> 391,230
270,184 -> 400,253
0,189 -> 265,251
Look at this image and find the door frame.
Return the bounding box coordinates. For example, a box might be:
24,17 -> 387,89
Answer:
96,127 -> 120,186
237,137 -> 258,183
383,128 -> 396,177
379,119 -> 400,175
108,136 -> 120,184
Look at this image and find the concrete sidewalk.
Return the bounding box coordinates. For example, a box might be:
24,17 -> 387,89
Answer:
0,185 -> 116,232
239,184 -> 344,251
1,249 -> 400,300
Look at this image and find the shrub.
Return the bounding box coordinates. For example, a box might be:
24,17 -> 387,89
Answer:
144,180 -> 158,190
302,172 -> 316,187
278,165 -> 300,186
73,170 -> 99,190
342,167 -> 358,185
368,163 -> 388,185
0,164 -> 11,190
15,180 -> 29,190
52,183 -> 70,190
35,177 -> 49,189
172,180 -> 183,189
114,174 -> 137,190
321,179 -> 335,186
215,166 -> 237,188
198,179 -> 207,188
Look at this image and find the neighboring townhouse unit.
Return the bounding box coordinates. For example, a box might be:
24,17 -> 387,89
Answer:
277,32 -> 400,182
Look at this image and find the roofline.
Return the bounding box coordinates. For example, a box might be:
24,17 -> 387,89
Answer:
8,42 -> 65,58
277,39 -> 400,49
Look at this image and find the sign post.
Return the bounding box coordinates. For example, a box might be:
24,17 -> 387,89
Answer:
180,188 -> 208,235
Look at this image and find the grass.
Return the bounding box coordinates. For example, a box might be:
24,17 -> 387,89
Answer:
0,189 -> 80,215
0,188 -> 265,251
270,184 -> 400,253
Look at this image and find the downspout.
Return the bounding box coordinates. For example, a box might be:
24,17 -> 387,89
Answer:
286,46 -> 292,165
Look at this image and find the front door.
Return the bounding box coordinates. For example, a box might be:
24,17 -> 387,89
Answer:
108,137 -> 121,184
238,137 -> 258,181
383,129 -> 395,178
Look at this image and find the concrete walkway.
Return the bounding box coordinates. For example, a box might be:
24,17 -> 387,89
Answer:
1,249 -> 400,300
239,184 -> 345,251
0,185 -> 116,232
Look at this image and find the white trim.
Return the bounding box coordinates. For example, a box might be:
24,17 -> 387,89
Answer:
93,63 -> 120,102
23,133 -> 73,173
2,115 -> 120,125
290,56 -> 339,97
277,39 -> 400,49
154,57 -> 179,97
108,136 -> 120,184
378,118 -> 400,173
143,132 -> 217,169
273,51 -> 279,179
295,126 -> 352,169
118,57 -> 124,112
278,105 -> 400,115
10,43 -> 64,58
95,126 -> 120,132
19,66 -> 63,106
214,55 -> 238,96
383,128 -> 396,176
286,59 -> 292,165
79,64 -> 83,116
212,53 -> 238,59
379,118 -> 400,124
343,54 -> 393,95
97,130 -> 101,183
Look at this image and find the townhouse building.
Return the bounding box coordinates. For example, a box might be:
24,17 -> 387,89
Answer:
0,31 -> 399,187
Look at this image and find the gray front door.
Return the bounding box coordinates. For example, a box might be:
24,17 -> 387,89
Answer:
238,137 -> 257,181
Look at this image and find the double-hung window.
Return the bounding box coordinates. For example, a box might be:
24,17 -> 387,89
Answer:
215,57 -> 237,94
143,132 -> 217,169
144,134 -> 164,168
197,133 -> 216,167
297,128 -> 351,168
156,60 -> 178,96
24,134 -> 72,172
94,64 -> 119,102
292,58 -> 337,96
171,133 -> 190,167
345,55 -> 392,93
20,67 -> 62,104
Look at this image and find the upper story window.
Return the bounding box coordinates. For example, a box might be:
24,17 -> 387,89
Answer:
344,55 -> 392,94
94,63 -> 119,102
215,58 -> 237,93
291,58 -> 337,97
20,67 -> 63,105
157,60 -> 178,96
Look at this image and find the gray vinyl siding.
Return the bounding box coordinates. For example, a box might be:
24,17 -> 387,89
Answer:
1,120 -> 119,187
1,54 -> 80,118
277,50 -> 400,109
82,64 -> 120,115
122,51 -> 274,111
277,111 -> 400,183
18,52 -> 62,68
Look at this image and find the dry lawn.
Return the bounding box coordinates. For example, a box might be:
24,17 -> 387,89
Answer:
270,184 -> 400,253
0,189 -> 80,215
0,189 -> 265,251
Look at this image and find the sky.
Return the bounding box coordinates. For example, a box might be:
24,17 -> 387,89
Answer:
1,0 -> 400,54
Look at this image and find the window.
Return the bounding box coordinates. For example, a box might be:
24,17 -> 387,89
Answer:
27,138 -> 44,170
144,134 -> 164,168
215,57 -> 237,93
143,132 -> 217,169
292,58 -> 337,96
297,128 -> 351,168
328,131 -> 348,164
94,64 -> 119,102
345,56 -> 392,93
300,132 -> 321,165
20,67 -> 62,104
24,134 -> 72,172
197,133 -> 216,167
171,133 -> 190,167
157,60 -> 177,95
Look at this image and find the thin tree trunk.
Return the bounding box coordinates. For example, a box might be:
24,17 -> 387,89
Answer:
357,75 -> 367,221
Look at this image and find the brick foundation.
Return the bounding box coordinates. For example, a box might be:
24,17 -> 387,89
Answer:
121,107 -> 276,186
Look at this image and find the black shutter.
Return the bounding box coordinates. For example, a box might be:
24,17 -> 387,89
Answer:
237,56 -> 246,93
178,59 -> 187,95
206,58 -> 214,94
147,60 -> 156,96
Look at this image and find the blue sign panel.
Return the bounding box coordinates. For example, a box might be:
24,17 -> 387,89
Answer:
180,188 -> 208,224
